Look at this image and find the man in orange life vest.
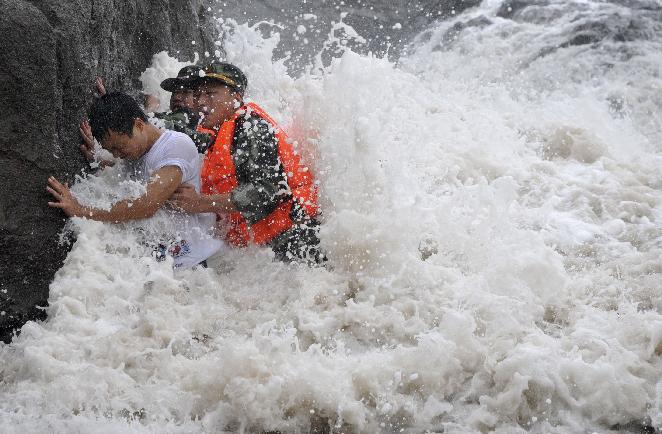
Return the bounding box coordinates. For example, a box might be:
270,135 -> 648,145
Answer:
170,61 -> 325,265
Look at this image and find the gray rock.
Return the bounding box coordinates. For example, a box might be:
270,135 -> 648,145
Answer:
0,0 -> 218,343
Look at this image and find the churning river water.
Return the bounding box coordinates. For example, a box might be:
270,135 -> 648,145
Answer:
1,0 -> 662,432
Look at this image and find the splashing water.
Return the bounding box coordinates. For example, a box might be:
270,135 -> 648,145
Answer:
2,1 -> 662,432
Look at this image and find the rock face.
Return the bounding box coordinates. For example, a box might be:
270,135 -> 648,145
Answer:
0,0 -> 218,343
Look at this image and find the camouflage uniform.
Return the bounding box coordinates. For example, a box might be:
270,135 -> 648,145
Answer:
153,109 -> 213,154
229,113 -> 326,266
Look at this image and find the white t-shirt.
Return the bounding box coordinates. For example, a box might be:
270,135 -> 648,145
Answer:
131,130 -> 224,268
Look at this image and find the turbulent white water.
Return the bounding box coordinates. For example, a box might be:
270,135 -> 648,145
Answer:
2,1 -> 662,432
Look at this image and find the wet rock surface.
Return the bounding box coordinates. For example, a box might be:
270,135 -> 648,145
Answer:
0,0 -> 217,343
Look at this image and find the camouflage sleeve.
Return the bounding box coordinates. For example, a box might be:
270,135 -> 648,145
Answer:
231,114 -> 291,225
155,111 -> 212,154
188,129 -> 213,154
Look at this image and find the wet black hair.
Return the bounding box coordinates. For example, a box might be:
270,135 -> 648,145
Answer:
88,92 -> 148,142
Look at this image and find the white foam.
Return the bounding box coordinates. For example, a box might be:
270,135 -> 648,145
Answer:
140,51 -> 199,113
2,2 -> 662,432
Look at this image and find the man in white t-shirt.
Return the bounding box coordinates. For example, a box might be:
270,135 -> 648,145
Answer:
47,92 -> 223,268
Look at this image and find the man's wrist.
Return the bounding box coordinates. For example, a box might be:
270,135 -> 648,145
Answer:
71,204 -> 91,218
200,195 -> 211,213
210,194 -> 232,213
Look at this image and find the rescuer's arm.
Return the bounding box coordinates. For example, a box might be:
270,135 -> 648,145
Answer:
170,184 -> 235,214
230,115 -> 290,224
47,166 -> 183,223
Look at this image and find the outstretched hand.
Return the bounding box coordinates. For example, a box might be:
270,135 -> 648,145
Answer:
47,177 -> 85,217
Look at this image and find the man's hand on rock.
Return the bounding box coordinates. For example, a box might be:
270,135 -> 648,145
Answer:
79,120 -> 96,162
79,120 -> 113,169
47,176 -> 87,218
95,76 -> 106,97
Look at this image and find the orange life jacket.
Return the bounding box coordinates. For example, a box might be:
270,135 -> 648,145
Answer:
200,103 -> 318,246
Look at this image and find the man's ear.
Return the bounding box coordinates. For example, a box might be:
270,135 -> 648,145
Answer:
134,118 -> 145,129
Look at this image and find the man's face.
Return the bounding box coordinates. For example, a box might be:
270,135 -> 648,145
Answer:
194,82 -> 241,129
170,89 -> 196,112
100,120 -> 147,160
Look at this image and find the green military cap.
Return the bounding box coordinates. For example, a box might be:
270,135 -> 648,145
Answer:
160,65 -> 202,92
196,61 -> 248,95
